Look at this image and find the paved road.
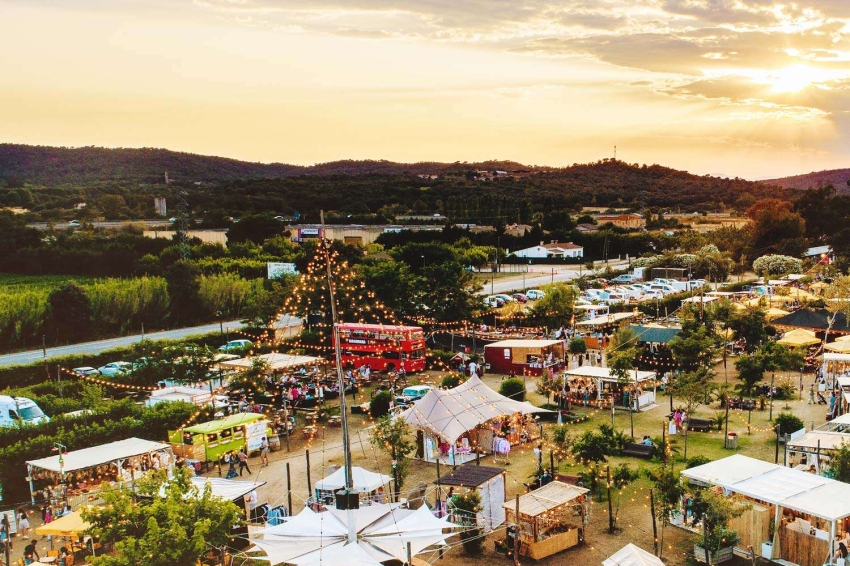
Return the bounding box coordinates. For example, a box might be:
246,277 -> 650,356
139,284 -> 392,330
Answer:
0,320 -> 246,367
27,219 -> 175,230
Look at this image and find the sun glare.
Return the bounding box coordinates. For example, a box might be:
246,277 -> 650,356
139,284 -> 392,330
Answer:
765,64 -> 825,93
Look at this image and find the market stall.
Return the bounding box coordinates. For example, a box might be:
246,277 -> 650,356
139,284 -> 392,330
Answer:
439,464 -> 506,533
312,466 -> 391,508
484,339 -> 566,376
681,454 -> 850,566
218,353 -> 323,374
25,437 -> 174,508
564,366 -> 657,409
402,376 -> 549,465
169,412 -> 271,466
502,481 -> 588,560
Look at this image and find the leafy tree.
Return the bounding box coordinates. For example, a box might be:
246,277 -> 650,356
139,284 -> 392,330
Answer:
370,391 -> 393,418
226,213 -> 284,244
610,464 -> 640,531
82,466 -> 242,566
606,328 -> 638,385
670,368 -> 714,415
690,488 -> 745,554
535,368 -> 558,404
528,283 -> 579,327
569,337 -> 587,355
745,199 -> 806,260
735,354 -> 765,397
499,377 -> 526,401
646,465 -> 685,559
775,412 -> 804,435
669,324 -> 718,372
370,416 -> 416,494
47,281 -> 93,343
831,442 -> 850,484
728,305 -> 769,353
165,260 -> 202,325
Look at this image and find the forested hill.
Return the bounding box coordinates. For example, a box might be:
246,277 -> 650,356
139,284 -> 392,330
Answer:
765,168 -> 850,191
0,143 -> 793,213
0,144 -> 533,185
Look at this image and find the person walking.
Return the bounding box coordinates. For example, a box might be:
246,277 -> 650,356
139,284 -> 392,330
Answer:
237,447 -> 252,476
17,508 -> 30,538
225,450 -> 238,479
260,437 -> 270,467
809,384 -> 816,404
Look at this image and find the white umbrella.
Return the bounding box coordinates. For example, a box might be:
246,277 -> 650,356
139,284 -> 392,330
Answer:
252,503 -> 454,566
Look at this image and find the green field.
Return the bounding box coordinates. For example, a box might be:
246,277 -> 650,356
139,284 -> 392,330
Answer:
0,272 -> 97,289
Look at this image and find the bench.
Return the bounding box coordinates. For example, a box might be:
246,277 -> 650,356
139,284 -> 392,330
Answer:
622,442 -> 655,459
686,418 -> 714,432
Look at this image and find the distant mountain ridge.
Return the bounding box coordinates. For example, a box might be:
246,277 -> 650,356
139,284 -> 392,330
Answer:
765,168 -> 850,191
0,144 -> 538,185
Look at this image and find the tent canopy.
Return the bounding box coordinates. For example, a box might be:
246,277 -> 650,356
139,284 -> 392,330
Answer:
35,510 -> 91,537
315,467 -> 391,494
787,430 -> 850,451
825,341 -> 850,353
777,328 -> 820,347
564,366 -> 656,384
188,476 -> 266,501
603,543 -> 665,566
400,375 -> 549,443
219,353 -> 322,373
576,312 -> 636,327
484,339 -> 563,349
682,455 -> 850,522
501,481 -> 588,518
27,437 -> 170,473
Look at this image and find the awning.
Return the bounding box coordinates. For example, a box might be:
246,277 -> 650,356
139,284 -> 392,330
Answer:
777,329 -> 820,347
682,455 -> 850,522
401,375 -> 549,443
35,510 -> 91,537
576,312 -> 637,327
315,467 -> 391,494
189,476 -> 267,501
786,431 -> 850,452
219,353 -> 323,373
603,543 -> 665,566
501,481 -> 587,518
27,438 -> 170,473
564,366 -> 656,384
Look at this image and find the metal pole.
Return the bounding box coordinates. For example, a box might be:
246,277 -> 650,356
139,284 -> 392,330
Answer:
607,465 -> 614,533
514,494 -> 520,566
769,373 -> 775,421
650,488 -> 658,556
306,449 -> 312,499
286,463 -> 293,514
775,427 -> 780,463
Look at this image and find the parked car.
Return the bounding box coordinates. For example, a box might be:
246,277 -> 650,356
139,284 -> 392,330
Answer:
609,274 -> 636,284
493,294 -> 515,304
484,296 -> 505,308
401,385 -> 433,402
512,293 -> 528,303
72,366 -> 100,376
525,290 -> 545,300
98,361 -> 133,377
68,220 -> 80,227
219,339 -> 253,352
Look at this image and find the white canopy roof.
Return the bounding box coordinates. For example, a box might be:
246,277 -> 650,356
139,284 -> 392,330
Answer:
219,353 -> 323,372
603,543 -> 665,566
252,503 -> 454,566
787,430 -> 850,451
828,413 -> 850,426
682,455 -> 850,521
189,476 -> 267,501
564,366 -> 656,383
576,312 -> 637,326
315,467 -> 391,494
27,437 -> 170,473
400,375 -> 549,442
484,339 -> 563,349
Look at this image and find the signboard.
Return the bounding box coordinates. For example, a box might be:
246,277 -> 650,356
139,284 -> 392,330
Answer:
299,228 -> 320,236
246,420 -> 269,452
267,262 -> 299,279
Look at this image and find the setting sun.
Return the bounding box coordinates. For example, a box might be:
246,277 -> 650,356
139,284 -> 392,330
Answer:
765,64 -> 829,93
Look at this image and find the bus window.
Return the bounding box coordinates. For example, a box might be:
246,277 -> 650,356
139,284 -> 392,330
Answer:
382,351 -> 400,360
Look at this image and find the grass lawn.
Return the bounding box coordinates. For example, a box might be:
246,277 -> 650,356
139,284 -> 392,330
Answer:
0,272 -> 97,289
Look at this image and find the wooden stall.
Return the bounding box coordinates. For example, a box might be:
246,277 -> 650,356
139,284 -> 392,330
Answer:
502,481 -> 588,560
484,339 -> 566,376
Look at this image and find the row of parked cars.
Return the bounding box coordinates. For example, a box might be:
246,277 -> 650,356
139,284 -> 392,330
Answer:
582,277 -> 708,305
71,340 -> 255,378
484,289 -> 546,309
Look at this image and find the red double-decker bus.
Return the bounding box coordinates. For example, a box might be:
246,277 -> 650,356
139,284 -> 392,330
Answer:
334,323 -> 427,373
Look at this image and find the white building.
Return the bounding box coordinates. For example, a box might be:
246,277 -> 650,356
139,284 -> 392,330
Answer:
510,241 -> 584,259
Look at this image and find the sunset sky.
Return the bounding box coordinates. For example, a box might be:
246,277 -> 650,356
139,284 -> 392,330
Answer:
2,0 -> 850,179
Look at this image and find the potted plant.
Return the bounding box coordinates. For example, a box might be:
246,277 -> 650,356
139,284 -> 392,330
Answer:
691,489 -> 745,563
451,490 -> 484,555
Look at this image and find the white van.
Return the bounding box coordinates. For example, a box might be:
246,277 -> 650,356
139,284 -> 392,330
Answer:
0,396 -> 49,428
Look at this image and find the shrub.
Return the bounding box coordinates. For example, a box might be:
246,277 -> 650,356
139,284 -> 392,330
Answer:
370,391 -> 393,418
499,378 -> 526,402
775,412 -> 804,435
451,490 -> 483,555
685,455 -> 711,469
569,338 -> 587,355
441,372 -> 466,389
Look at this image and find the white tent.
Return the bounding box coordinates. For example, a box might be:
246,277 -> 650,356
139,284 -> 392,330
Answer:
400,375 -> 548,444
682,454 -> 850,565
27,437 -> 171,473
564,366 -> 657,408
603,543 -> 665,566
146,386 -> 212,407
315,467 -> 391,494
219,353 -> 323,373
251,503 -> 454,566
188,476 -> 267,502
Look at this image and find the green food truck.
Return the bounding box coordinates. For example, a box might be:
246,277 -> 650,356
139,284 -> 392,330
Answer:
169,413 -> 271,466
